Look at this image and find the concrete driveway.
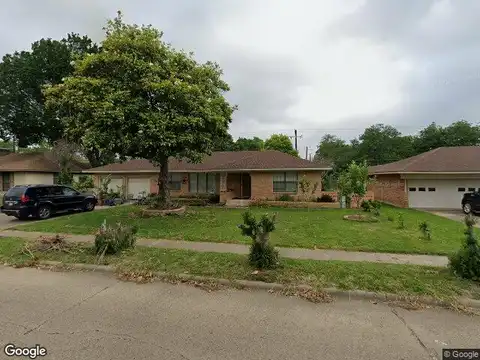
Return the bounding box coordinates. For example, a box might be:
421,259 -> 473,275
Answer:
1,267 -> 479,360
429,210 -> 480,227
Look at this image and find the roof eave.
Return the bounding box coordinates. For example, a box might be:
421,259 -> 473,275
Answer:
370,171 -> 480,175
84,167 -> 332,174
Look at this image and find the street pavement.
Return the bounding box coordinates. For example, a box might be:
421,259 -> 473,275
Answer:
0,267 -> 479,360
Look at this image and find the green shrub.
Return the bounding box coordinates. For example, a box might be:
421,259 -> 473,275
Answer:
419,221 -> 431,240
361,200 -> 381,213
277,194 -> 294,201
72,175 -> 95,193
317,194 -> 335,203
238,210 -> 279,269
449,215 -> 480,281
94,220 -> 138,256
249,198 -> 270,208
387,215 -> 394,222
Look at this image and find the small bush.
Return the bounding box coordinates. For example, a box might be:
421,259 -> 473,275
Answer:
449,215 -> 480,281
277,194 -> 294,201
419,221 -> 431,240
208,194 -> 220,204
397,213 -> 405,229
387,215 -> 394,222
317,194 -> 335,203
361,199 -> 381,213
94,220 -> 138,256
249,198 -> 270,208
238,210 -> 279,269
248,242 -> 279,270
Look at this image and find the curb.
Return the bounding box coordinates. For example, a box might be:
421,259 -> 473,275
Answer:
37,261 -> 480,309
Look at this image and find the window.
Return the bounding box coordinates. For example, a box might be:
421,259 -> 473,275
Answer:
428,188 -> 436,192
169,173 -> 182,191
468,187 -> 476,192
50,186 -> 63,196
458,187 -> 466,192
189,173 -> 216,193
62,187 -> 78,196
34,187 -> 50,198
1,172 -> 12,191
273,172 -> 298,193
408,187 -> 416,192
418,187 -> 426,192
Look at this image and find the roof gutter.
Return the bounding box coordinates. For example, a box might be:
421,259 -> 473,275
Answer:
370,171 -> 480,175
83,167 -> 332,174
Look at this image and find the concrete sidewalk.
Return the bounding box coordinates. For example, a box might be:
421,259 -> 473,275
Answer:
0,230 -> 449,267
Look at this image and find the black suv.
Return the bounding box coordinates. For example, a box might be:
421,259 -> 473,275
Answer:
1,184 -> 97,220
461,191 -> 480,214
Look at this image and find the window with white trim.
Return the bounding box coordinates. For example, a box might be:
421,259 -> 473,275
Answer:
169,173 -> 182,190
273,172 -> 298,193
189,173 -> 216,193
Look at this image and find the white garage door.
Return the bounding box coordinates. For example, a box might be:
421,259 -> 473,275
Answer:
407,179 -> 480,209
127,178 -> 150,199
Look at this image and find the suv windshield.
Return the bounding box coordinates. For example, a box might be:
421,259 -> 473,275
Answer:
5,187 -> 26,197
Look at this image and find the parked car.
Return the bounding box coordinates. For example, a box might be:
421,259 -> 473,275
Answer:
461,191 -> 480,214
1,184 -> 97,220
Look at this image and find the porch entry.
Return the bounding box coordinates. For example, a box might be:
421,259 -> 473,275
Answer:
228,172 -> 251,199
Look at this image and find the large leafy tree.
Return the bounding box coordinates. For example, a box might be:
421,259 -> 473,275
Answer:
0,34 -> 99,148
235,137 -> 264,151
314,134 -> 359,171
356,124 -> 414,165
45,13 -> 235,206
264,134 -> 298,156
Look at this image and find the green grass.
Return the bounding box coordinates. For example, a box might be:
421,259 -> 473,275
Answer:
1,237 -> 478,302
14,205 -> 475,255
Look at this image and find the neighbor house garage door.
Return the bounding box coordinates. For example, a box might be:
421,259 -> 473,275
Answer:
127,177 -> 150,198
407,179 -> 480,209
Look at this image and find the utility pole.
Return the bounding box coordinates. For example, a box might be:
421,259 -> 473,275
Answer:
305,146 -> 308,160
288,130 -> 302,152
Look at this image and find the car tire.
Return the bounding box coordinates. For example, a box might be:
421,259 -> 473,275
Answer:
83,200 -> 96,212
37,205 -> 52,220
463,202 -> 472,214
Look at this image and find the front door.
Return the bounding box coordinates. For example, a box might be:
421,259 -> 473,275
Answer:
240,173 -> 251,199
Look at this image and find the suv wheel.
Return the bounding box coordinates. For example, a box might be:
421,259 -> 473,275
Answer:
37,205 -> 52,220
463,202 -> 472,214
83,200 -> 95,212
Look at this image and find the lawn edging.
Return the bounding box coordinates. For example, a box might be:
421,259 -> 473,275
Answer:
36,260 -> 480,310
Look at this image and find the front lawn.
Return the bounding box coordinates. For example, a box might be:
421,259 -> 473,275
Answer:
1,237 -> 478,302
14,205 -> 474,255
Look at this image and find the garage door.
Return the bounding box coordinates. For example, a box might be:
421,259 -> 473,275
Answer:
127,178 -> 150,198
407,179 -> 480,209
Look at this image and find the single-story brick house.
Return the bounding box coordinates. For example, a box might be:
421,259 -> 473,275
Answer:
84,150 -> 332,202
0,151 -> 89,192
369,146 -> 480,209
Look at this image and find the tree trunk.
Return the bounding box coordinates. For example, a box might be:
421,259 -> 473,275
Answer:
157,158 -> 171,207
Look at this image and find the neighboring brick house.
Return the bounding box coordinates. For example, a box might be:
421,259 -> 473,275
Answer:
369,146 -> 480,209
0,151 -> 89,193
84,151 -> 331,202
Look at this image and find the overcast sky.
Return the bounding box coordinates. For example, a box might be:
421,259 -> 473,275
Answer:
1,0 -> 479,157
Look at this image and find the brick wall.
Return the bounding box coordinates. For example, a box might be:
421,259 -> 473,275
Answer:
150,172 -> 189,196
372,174 -> 408,207
250,171 -> 325,200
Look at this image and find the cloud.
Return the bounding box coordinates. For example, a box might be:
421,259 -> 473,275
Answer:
1,0 -> 479,156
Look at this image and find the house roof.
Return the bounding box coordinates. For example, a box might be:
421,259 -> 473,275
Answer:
0,151 -> 90,173
369,146 -> 480,174
84,151 -> 331,173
